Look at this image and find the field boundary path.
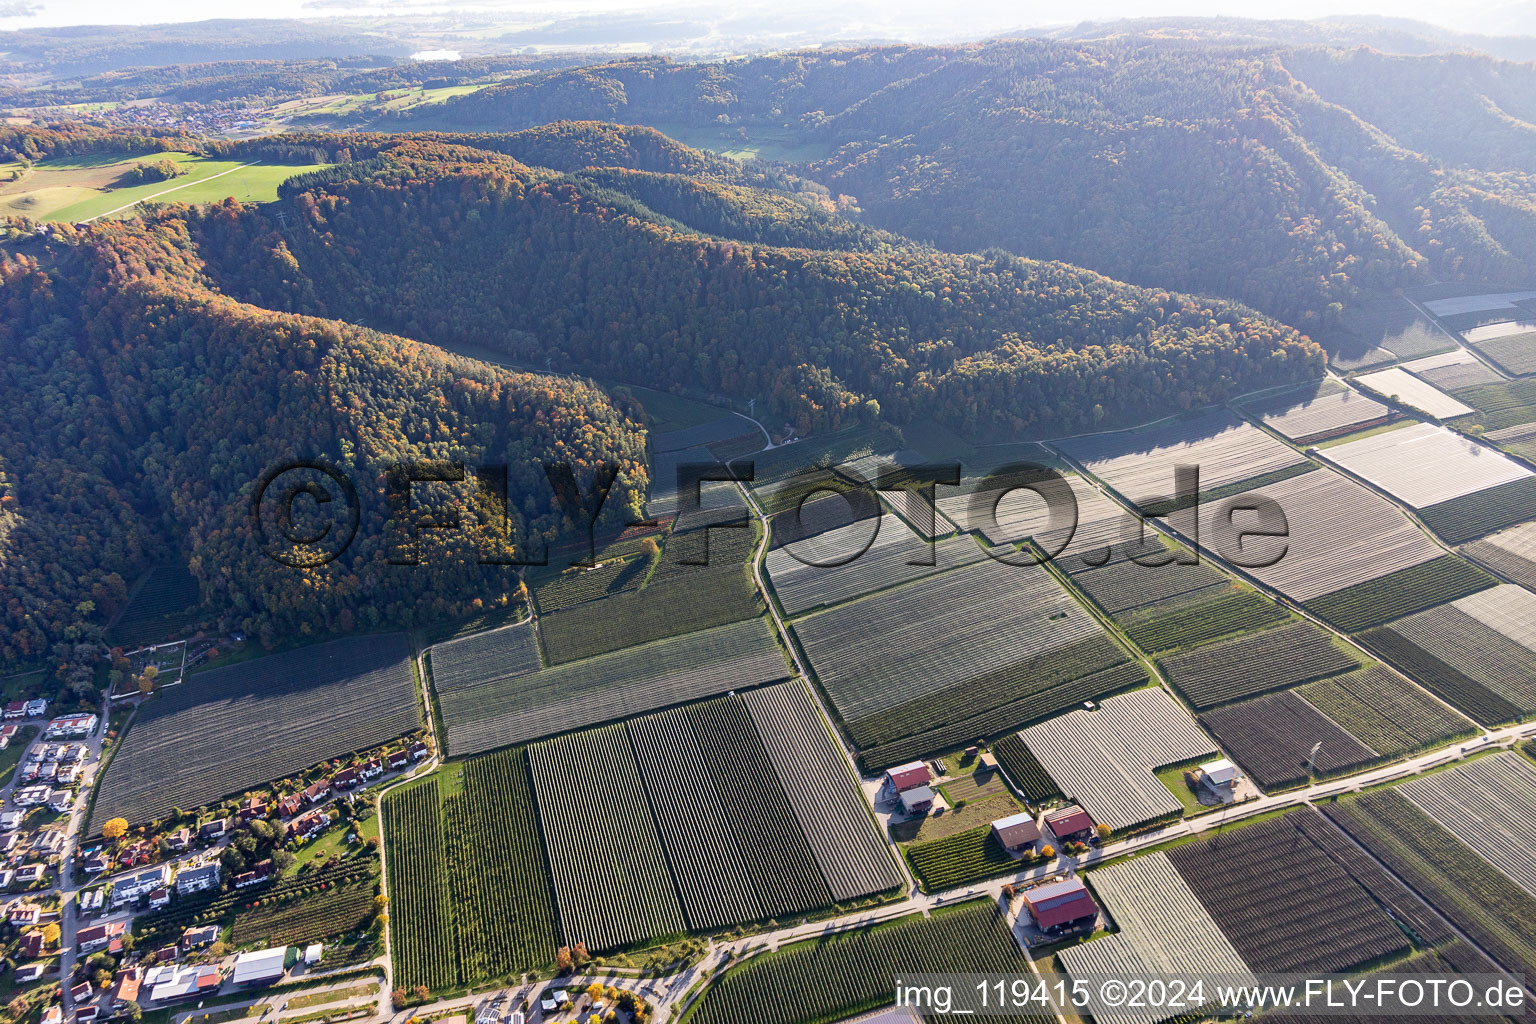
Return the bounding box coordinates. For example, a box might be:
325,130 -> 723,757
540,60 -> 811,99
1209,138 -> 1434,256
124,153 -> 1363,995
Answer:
80,162 -> 251,222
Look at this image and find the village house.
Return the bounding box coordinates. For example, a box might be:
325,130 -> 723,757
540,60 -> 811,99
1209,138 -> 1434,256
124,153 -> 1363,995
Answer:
1044,805 -> 1096,845
302,780 -> 329,804
46,790 -> 70,814
13,785 -> 49,807
0,869 -> 15,890
358,757 -> 384,780
77,921 -> 126,953
112,864 -> 171,906
181,924 -> 219,949
165,827 -> 191,852
330,767 -> 359,790
387,749 -> 410,771
147,963 -> 222,1003
898,785 -> 935,816
3,702 -> 25,720
409,741 -> 429,760
15,863 -> 45,885
70,982 -> 92,1005
236,796 -> 268,822
233,859 -> 274,889
8,902 -> 40,925
884,761 -> 932,795
19,931 -> 45,959
77,889 -> 104,916
16,964 -> 47,984
23,700 -> 46,718
44,714 -> 96,739
109,968 -> 142,1015
176,862 -> 219,895
147,887 -> 170,910
991,811 -> 1043,854
292,810 -> 328,842
0,810 -> 23,829
197,817 -> 230,841
277,794 -> 303,818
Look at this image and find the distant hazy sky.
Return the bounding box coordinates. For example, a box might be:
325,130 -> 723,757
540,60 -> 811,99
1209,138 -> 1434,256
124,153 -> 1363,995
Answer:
2,0 -> 1531,38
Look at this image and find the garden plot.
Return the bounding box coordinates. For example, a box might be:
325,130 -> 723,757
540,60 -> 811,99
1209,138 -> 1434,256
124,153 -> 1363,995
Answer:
1166,812 -> 1411,974
1057,410 -> 1308,509
1399,752 -> 1536,897
1401,349 -> 1502,392
767,514 -> 986,616
1325,422 -> 1531,508
528,725 -> 686,952
429,620 -> 541,692
1241,379 -> 1389,443
1352,367 -> 1473,419
439,617 -> 788,756
1423,291 -> 1536,318
1020,688 -> 1217,830
1464,520 -> 1536,590
89,633 -> 417,831
793,558 -> 1129,748
1198,690 -> 1377,790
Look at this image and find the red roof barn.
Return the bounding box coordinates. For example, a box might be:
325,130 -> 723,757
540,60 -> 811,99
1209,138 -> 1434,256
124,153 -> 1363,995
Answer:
1023,878 -> 1098,933
1044,805 -> 1095,842
884,761 -> 932,793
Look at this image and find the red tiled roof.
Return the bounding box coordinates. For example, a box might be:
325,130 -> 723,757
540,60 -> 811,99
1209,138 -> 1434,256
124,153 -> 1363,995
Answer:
1044,805 -> 1094,839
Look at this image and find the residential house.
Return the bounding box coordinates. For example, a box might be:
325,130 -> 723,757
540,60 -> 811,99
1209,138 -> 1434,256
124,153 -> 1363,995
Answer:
16,964 -> 47,984
0,869 -> 14,890
23,700 -> 46,718
898,785 -> 935,816
147,887 -> 170,910
109,969 -> 141,1014
233,859 -> 274,889
165,828 -> 191,853
0,810 -> 23,829
3,702 -> 25,720
276,795 -> 303,818
19,932 -> 44,959
53,765 -> 79,785
387,750 -> 409,771
15,863 -> 45,885
44,714 -> 96,739
13,785 -> 49,807
197,817 -> 229,842
1022,878 -> 1099,935
70,982 -> 92,1005
330,768 -> 359,790
152,945 -> 178,964
236,797 -> 268,822
181,925 -> 219,949
291,810 -> 328,842
76,889 -> 104,916
9,902 -> 40,925
112,864 -> 171,906
76,1004 -> 101,1023
884,761 -> 932,795
409,741 -> 429,761
77,921 -> 126,953
117,842 -> 152,867
0,725 -> 16,740
1044,805 -> 1096,845
147,964 -> 221,1003
46,790 -> 70,814
176,862 -> 219,896
301,780 -> 329,805
358,758 -> 384,781
0,833 -> 20,855
991,812 -> 1043,854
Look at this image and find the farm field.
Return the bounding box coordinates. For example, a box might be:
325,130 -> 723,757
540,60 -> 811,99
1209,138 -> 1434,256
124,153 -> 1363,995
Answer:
1454,378 -> 1536,432
106,562 -> 202,646
1364,587 -> 1536,724
381,779 -> 457,992
682,900 -> 1043,1024
990,734 -> 1062,803
1056,409 -> 1308,508
438,617 -> 788,756
0,151 -> 325,221
1466,326 -> 1536,376
1197,689 -> 1377,789
766,514 -> 985,616
904,824 -> 1019,890
768,489 -> 880,549
1464,520 -> 1536,591
1063,853 -> 1250,1024
1157,621 -> 1361,709
792,557 -> 1131,748
881,480 -> 956,539
88,633 -> 417,831
535,518 -> 761,664
1399,752 -> 1536,896
531,550 -> 651,612
1241,378 -> 1390,443
1020,688 -> 1217,830
1352,366 -> 1474,419
651,412 -> 759,453
745,426 -> 892,490
528,724 -> 687,952
936,470 -> 1142,564
1418,476 -> 1536,544
1164,811 -> 1411,974
1401,349 -> 1502,391
1301,554 -> 1495,632
1324,789 -> 1536,980
1324,422 -> 1532,510
428,619 -> 541,693
1113,584 -> 1287,654
1203,467 -> 1442,602
1318,300 -> 1439,369
1296,665 -> 1475,758
1423,291 -> 1536,318
1064,549 -> 1226,614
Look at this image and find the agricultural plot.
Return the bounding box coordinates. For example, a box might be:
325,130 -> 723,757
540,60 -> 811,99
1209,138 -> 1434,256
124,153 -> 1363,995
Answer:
1020,688 -> 1217,830
439,617 -> 788,756
904,825 -> 1018,890
89,633 -> 416,831
768,489 -> 879,549
1455,378 -> 1536,432
856,660 -> 1149,772
628,706 -> 765,930
1064,551 -> 1226,613
1200,465 -> 1442,602
1423,291 -> 1536,318
652,413 -> 758,453
1486,421 -> 1536,464
936,470 -> 1145,565
528,725 -> 687,952
536,519 -> 761,664
1157,622 -> 1361,709
991,734 -> 1062,804
741,682 -> 903,901
107,562 -> 202,646
382,780 -> 457,992
1418,476 -> 1536,543
793,558 -> 1130,748
1197,690 -> 1377,789
687,695 -> 832,916
1241,379 -> 1390,443
1363,586 -> 1536,724
227,868 -> 379,948
1464,323 -> 1536,376
1324,789 -> 1536,981
645,446 -> 718,518
881,481 -> 956,539
1301,555 -> 1494,632
745,426 -> 891,489
1402,349 -> 1503,392
1297,665 -> 1474,759
1324,422 -> 1532,510
1165,811 -> 1411,974
429,620 -> 541,693
684,900 -> 1041,1024
1464,520 -> 1536,592
766,515 -> 986,616
1063,853 -> 1251,1024
1318,298 -> 1446,369
1352,367 -> 1474,419
1057,409 -> 1309,511
532,555 -> 649,612
1399,752 -> 1536,896
1114,585 -> 1287,655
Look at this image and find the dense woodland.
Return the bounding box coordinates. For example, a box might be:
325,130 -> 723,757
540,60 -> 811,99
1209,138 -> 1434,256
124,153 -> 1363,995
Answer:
403,40 -> 1536,325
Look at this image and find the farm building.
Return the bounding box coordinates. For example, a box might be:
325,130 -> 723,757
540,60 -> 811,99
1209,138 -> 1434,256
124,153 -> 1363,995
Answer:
885,761 -> 932,793
147,964 -> 222,1002
1023,878 -> 1098,934
991,812 -> 1042,854
898,785 -> 935,816
1200,759 -> 1240,793
1045,805 -> 1095,843
231,946 -> 292,987
176,862 -> 219,895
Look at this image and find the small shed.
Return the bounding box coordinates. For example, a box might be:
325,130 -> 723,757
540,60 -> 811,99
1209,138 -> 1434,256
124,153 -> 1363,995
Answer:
304,944 -> 322,966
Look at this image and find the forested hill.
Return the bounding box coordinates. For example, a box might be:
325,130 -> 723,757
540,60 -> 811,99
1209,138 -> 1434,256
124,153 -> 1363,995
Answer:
0,211 -> 648,673
189,133 -> 1320,441
395,40 -> 1536,327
